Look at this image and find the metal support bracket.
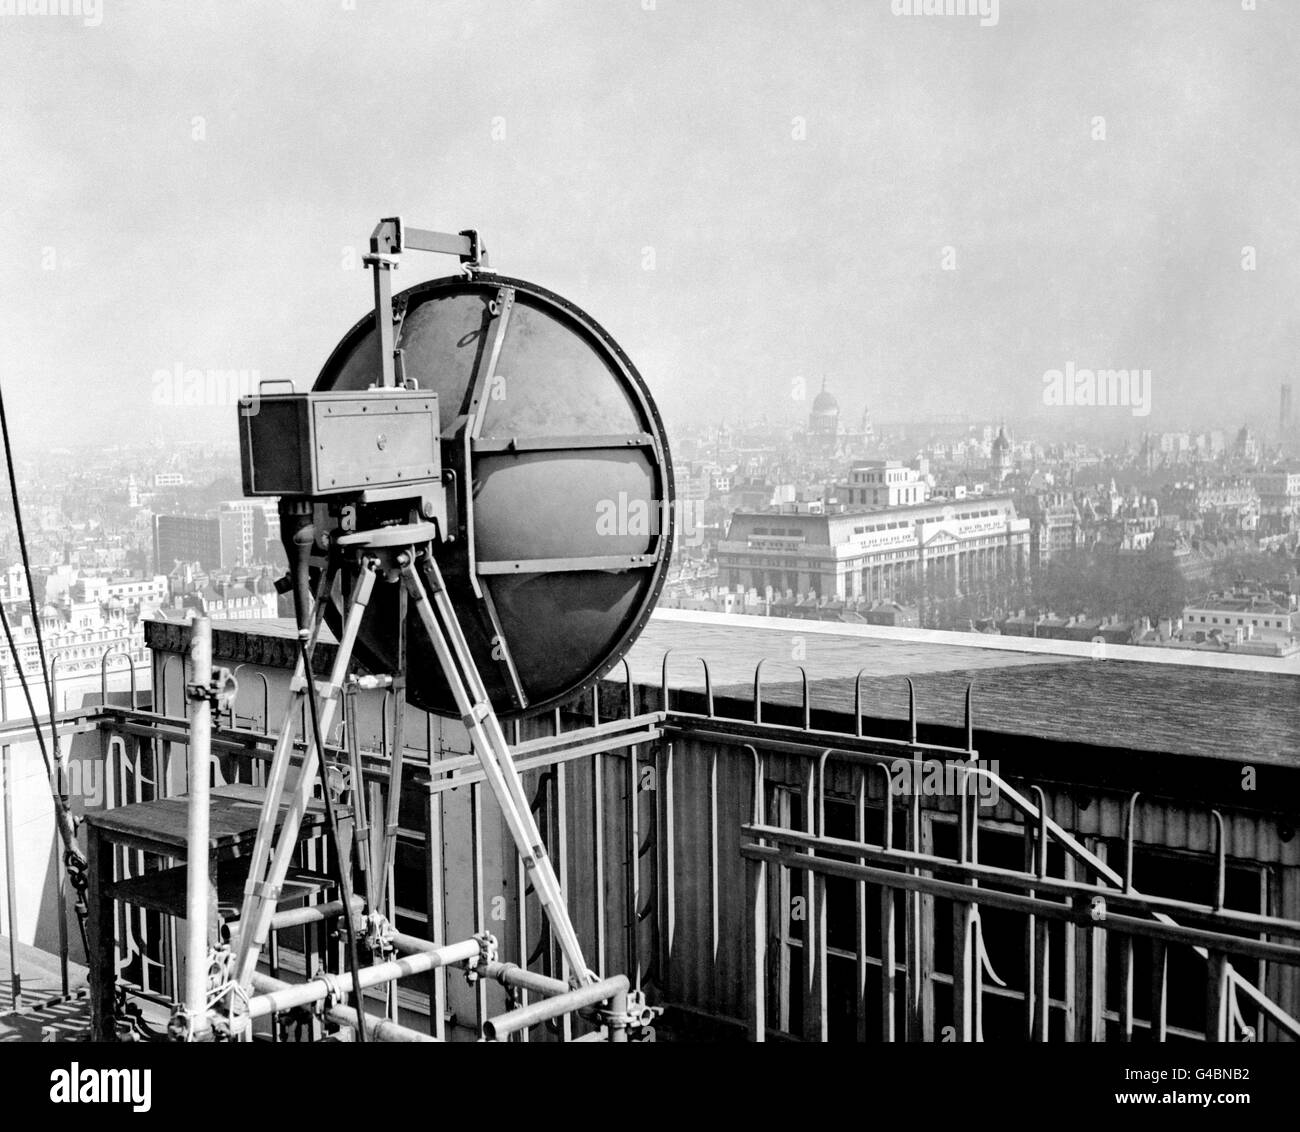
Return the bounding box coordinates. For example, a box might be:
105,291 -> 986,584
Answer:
364,911 -> 396,958
466,931 -> 499,985
594,988 -> 662,1041
366,216 -> 489,388
186,667 -> 237,709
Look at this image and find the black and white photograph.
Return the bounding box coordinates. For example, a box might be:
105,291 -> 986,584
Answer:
0,0 -> 1296,1107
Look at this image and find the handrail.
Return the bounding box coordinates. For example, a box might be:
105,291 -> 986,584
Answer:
764,749 -> 1300,1040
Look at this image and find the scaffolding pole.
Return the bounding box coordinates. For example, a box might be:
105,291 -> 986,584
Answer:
181,618 -> 214,1037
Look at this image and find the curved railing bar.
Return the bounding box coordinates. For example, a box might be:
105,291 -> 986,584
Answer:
815,747 -> 834,836
906,677 -> 917,745
751,658 -> 809,728
853,669 -> 869,738
1123,791 -> 1141,893
1211,809 -> 1226,913
100,646 -> 138,710
876,762 -> 895,850
158,653 -> 181,718
963,682 -> 974,756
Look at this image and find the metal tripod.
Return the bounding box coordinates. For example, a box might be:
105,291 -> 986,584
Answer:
229,521 -> 594,1012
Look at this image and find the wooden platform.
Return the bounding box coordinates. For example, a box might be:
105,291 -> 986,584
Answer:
83,781 -> 332,1041
84,781 -> 325,855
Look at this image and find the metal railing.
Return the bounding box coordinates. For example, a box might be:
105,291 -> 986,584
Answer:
1,645 -> 1297,1042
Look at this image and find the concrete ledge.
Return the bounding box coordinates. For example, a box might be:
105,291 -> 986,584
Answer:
649,608 -> 1300,675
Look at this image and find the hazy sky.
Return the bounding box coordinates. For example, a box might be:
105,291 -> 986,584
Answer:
1,0 -> 1297,453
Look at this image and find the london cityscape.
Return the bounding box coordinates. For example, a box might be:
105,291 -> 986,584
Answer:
2,388 -> 1294,720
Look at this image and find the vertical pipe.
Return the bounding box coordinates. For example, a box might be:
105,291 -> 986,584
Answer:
708,747 -> 719,970
658,741 -> 675,999
1032,913 -> 1051,1041
905,734 -> 923,1039
593,754 -> 606,978
470,781 -> 486,1033
802,761 -> 823,1041
268,926 -> 280,1042
876,770 -> 897,1042
854,768 -> 869,1043
425,787 -> 447,1042
627,745 -> 641,992
747,852 -> 767,1041
747,746 -> 766,1041
385,856 -> 398,1022
968,772 -> 984,1042
2,742 -> 21,1013
183,617 -> 213,1034
1062,852 -> 1077,1041
606,981 -> 629,1043
1023,801 -> 1036,1039
55,839 -> 68,994
515,843 -> 530,1042
555,761 -> 572,1041
952,780 -> 974,1042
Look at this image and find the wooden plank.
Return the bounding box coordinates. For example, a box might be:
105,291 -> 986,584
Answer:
107,860 -> 332,920
84,784 -> 323,852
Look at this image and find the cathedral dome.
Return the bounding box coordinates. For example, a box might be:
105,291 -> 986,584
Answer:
811,388 -> 839,415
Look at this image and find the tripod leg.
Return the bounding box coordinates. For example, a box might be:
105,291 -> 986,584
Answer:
344,684 -> 375,911
373,584 -> 408,903
401,555 -> 594,986
234,558 -> 338,936
413,555 -> 540,850
233,562 -> 378,990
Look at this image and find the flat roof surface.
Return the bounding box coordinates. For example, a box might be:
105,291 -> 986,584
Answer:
625,610 -> 1300,765
146,611 -> 1299,767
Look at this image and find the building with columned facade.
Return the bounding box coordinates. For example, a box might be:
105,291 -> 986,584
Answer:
716,497 -> 1030,602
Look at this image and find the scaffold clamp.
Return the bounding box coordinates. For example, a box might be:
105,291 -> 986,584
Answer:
364,911 -> 396,957
595,988 -> 661,1041
187,666 -> 238,708
466,931 -> 498,984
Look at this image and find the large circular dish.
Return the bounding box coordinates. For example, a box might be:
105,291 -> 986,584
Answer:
312,273 -> 674,720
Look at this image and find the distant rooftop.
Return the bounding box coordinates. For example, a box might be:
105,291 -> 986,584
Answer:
143,610 -> 1300,768
624,610 -> 1300,766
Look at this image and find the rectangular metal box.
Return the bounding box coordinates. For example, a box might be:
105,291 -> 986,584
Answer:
239,388 -> 440,497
